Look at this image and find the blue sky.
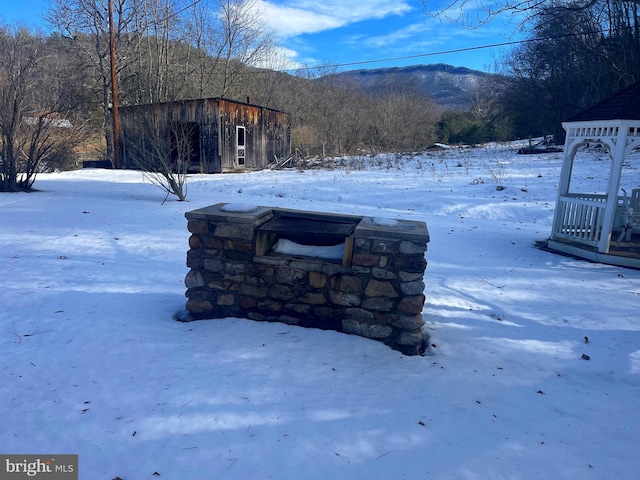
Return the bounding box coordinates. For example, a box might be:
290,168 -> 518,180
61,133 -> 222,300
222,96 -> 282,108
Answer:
1,0 -> 523,72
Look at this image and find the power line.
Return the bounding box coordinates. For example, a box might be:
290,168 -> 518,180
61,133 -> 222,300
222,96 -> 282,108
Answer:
132,0 -> 204,27
282,25 -> 634,74
284,39 -> 522,73
164,0 -> 205,22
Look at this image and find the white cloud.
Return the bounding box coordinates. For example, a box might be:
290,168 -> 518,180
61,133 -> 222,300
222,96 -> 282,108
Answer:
343,15 -> 519,62
258,1 -> 341,38
250,0 -> 414,70
256,0 -> 413,39
249,45 -> 304,70
357,22 -> 433,49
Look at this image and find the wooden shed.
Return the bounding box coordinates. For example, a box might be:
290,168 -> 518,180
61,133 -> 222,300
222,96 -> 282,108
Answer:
546,81 -> 640,268
118,97 -> 291,173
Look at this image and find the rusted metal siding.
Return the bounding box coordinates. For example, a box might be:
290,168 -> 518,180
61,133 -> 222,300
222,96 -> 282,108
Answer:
119,98 -> 291,174
217,99 -> 291,172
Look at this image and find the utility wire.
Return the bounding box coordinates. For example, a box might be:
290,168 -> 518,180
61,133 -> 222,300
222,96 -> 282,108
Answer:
281,25 -> 634,74
165,0 -> 205,22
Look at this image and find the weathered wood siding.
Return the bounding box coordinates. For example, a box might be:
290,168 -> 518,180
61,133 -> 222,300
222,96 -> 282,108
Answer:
217,99 -> 291,172
119,98 -> 291,174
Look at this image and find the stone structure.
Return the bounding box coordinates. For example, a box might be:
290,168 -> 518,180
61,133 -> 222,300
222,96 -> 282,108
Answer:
182,203 -> 430,355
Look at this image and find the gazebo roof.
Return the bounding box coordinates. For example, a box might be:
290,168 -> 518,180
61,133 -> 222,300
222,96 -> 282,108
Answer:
567,81 -> 640,122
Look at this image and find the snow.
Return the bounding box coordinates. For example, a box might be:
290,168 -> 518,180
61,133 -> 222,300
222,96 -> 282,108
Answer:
371,217 -> 400,227
1,143 -> 639,479
272,238 -> 344,260
220,203 -> 260,213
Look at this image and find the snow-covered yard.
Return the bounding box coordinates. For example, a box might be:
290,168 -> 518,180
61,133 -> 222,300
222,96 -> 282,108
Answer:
1,144 -> 639,479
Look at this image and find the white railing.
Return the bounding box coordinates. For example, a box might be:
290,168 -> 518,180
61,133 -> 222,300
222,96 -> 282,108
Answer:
553,194 -> 608,246
567,126 -> 619,139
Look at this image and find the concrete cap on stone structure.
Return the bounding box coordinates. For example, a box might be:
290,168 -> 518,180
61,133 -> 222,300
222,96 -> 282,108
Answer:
185,202 -> 273,224
356,216 -> 429,244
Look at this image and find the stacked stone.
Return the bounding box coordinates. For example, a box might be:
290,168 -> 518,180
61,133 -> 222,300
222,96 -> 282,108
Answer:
184,211 -> 268,320
183,204 -> 429,355
345,235 -> 427,355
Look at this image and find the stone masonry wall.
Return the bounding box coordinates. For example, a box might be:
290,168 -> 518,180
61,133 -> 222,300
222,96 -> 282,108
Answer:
183,203 -> 430,355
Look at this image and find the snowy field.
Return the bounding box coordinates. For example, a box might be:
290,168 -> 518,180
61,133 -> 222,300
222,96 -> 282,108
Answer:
1,144 -> 639,479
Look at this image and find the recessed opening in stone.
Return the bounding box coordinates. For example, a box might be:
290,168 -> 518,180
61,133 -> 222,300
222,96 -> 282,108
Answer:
255,211 -> 362,265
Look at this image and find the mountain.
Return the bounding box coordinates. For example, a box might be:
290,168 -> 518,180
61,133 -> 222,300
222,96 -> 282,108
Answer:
322,63 -> 493,110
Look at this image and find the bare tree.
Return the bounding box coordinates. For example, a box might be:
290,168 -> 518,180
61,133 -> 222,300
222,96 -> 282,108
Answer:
187,0 -> 277,98
365,82 -> 439,153
47,0 -> 134,165
122,108 -> 193,201
275,64 -> 443,157
123,0 -> 196,104
423,0 -> 640,27
289,65 -> 356,157
0,25 -> 86,191
497,0 -> 640,141
240,48 -> 299,108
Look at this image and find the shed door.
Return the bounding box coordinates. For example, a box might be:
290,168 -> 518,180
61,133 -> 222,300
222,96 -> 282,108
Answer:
236,126 -> 246,166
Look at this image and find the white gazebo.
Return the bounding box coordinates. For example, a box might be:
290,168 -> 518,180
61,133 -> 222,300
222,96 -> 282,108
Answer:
547,81 -> 640,269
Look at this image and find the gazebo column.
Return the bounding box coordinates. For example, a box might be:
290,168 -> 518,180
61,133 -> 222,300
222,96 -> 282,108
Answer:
597,130 -> 627,253
557,142 -> 576,195
551,137 -> 579,238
